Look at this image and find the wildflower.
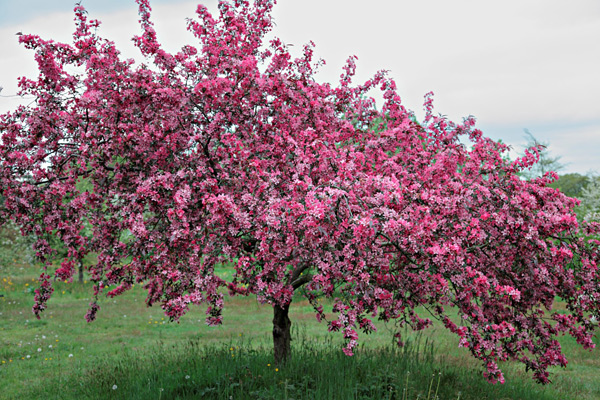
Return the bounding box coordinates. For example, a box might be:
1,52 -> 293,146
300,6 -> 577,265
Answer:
26,355 -> 31,359
37,348 -> 42,352
275,368 -> 279,372
68,354 -> 73,358
185,375 -> 190,380
112,385 -> 118,390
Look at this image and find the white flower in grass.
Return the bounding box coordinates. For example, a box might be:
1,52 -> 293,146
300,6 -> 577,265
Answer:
112,385 -> 118,390
185,375 -> 190,380
26,355 -> 31,359
68,354 -> 73,358
37,348 -> 42,352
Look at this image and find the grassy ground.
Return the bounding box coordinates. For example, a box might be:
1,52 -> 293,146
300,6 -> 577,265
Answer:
1,262 -> 599,399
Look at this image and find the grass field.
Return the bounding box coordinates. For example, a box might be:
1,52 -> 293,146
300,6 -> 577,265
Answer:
1,261 -> 599,399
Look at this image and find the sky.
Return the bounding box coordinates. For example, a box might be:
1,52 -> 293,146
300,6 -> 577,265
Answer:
1,0 -> 598,174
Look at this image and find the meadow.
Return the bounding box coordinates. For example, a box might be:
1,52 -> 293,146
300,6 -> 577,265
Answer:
1,261 -> 599,400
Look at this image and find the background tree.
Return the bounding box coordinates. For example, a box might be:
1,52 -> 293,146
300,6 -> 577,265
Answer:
519,129 -> 564,180
1,0 -> 599,384
579,176 -> 600,222
548,172 -> 590,198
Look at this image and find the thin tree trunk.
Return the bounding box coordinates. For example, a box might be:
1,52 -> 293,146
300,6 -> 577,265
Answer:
78,260 -> 84,284
273,303 -> 292,364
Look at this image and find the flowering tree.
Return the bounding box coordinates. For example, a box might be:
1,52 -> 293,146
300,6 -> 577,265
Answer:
579,176 -> 600,223
1,0 -> 599,384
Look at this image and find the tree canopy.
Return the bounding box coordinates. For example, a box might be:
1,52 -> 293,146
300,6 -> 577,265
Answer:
1,0 -> 599,384
549,173 -> 590,199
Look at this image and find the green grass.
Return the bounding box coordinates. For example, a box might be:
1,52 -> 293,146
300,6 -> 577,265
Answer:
1,262 -> 599,399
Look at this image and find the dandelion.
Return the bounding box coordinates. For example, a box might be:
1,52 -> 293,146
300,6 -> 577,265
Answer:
42,335 -> 46,339
112,385 -> 118,390
275,368 -> 279,372
267,364 -> 271,367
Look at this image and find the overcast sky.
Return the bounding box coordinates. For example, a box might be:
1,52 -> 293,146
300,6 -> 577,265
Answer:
1,0 -> 598,174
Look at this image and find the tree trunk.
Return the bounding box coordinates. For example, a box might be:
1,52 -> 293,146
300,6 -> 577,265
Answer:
78,260 -> 84,284
273,303 -> 292,365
